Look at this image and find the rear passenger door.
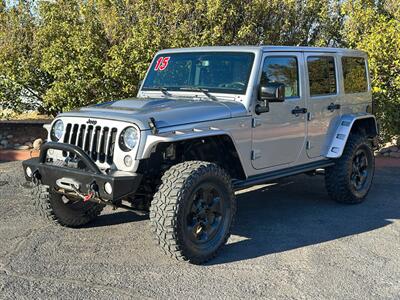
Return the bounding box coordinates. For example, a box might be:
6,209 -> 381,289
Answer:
305,53 -> 340,158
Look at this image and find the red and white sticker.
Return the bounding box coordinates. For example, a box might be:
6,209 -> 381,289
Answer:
154,56 -> 170,71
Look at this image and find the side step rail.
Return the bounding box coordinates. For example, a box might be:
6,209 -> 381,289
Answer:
233,160 -> 334,191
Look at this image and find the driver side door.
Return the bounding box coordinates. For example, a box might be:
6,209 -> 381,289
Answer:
251,52 -> 307,170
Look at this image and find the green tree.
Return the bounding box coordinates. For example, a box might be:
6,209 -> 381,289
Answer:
1,0 -> 343,115
35,0 -> 110,113
342,0 -> 400,141
2,0 -> 398,143
232,0 -> 343,46
101,0 -> 343,98
0,0 -> 45,113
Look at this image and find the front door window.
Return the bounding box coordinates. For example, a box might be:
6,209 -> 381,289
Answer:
261,56 -> 299,98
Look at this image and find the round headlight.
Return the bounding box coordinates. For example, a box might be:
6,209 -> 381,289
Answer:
51,120 -> 64,141
120,127 -> 138,151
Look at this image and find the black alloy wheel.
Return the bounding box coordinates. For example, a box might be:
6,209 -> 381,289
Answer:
350,147 -> 372,192
186,183 -> 227,246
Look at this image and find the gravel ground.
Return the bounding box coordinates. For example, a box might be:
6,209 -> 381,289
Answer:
0,161 -> 399,299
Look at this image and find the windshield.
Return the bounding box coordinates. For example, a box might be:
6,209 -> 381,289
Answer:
142,52 -> 255,95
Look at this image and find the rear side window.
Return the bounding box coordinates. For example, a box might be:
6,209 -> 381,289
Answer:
307,56 -> 337,96
342,57 -> 368,93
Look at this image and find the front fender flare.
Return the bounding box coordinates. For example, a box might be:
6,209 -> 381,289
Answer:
137,127 -> 239,160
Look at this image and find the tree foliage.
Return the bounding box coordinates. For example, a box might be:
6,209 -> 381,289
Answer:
0,0 -> 44,113
0,0 -> 399,140
342,0 -> 400,141
35,0 -> 110,113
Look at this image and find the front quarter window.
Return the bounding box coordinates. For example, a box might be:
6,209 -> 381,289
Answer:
142,52 -> 255,95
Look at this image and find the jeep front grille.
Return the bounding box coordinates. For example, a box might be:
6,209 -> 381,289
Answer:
63,123 -> 118,164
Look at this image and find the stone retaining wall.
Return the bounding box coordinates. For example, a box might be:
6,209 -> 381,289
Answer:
376,145 -> 400,158
0,121 -> 49,150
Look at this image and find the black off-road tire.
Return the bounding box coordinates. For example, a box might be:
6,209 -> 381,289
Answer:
150,161 -> 236,264
325,134 -> 375,204
33,185 -> 104,227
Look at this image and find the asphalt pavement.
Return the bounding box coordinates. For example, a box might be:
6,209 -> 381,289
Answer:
0,161 -> 399,299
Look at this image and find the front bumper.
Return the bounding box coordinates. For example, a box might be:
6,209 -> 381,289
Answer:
22,142 -> 142,201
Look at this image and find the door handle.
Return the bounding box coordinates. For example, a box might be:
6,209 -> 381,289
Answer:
291,106 -> 307,116
327,103 -> 341,112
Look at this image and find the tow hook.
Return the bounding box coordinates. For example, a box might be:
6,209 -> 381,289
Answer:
62,184 -> 146,215
71,182 -> 99,202
84,182 -> 99,202
83,192 -> 95,202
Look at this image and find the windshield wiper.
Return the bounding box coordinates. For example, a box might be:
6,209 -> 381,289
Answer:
179,87 -> 217,101
155,87 -> 171,97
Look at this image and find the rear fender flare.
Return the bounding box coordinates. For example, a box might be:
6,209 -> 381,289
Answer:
322,114 -> 378,158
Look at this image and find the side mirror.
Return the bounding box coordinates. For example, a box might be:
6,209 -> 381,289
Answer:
259,82 -> 285,102
255,82 -> 285,115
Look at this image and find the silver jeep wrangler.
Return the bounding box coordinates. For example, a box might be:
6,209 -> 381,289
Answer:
23,46 -> 378,264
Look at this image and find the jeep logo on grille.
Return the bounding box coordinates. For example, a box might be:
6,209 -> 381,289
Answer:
86,119 -> 97,125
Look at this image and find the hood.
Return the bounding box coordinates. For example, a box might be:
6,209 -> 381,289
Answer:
59,97 -> 248,130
